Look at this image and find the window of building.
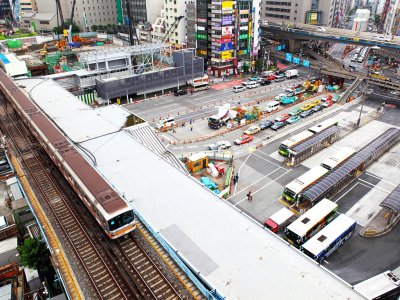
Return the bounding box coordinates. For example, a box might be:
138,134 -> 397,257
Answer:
39,20 -> 50,24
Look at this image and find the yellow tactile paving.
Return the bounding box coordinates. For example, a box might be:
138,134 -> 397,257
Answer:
10,154 -> 84,300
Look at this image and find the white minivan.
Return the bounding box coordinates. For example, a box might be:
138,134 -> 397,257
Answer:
247,81 -> 259,89
233,86 -> 245,93
263,100 -> 280,113
156,117 -> 176,130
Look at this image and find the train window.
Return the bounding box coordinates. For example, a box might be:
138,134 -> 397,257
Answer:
108,210 -> 134,231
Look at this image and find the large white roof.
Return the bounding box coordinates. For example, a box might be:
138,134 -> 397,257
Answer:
18,78 -> 364,299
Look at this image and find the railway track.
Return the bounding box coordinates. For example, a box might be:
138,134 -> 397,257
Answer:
0,101 -> 136,299
117,235 -> 183,300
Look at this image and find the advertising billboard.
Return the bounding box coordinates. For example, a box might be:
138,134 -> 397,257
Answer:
222,15 -> 233,25
306,11 -> 321,25
197,18 -> 207,23
222,1 -> 233,10
222,26 -> 233,37
285,53 -> 293,62
221,51 -> 233,60
219,42 -> 233,51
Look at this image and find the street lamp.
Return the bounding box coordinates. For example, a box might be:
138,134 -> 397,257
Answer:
356,45 -> 380,128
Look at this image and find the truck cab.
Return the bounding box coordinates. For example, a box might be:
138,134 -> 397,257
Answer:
264,207 -> 295,233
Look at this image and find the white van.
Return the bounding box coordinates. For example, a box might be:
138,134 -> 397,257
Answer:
263,101 -> 280,113
262,70 -> 274,77
233,86 -> 245,93
247,81 -> 259,89
156,117 -> 176,130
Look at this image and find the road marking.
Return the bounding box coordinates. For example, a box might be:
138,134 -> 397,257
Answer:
334,182 -> 361,203
252,152 -> 289,171
162,134 -> 173,142
357,178 -> 392,194
234,169 -> 291,206
233,153 -> 253,195
229,167 -> 283,198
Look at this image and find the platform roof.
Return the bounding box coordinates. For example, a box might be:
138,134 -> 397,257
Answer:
380,185 -> 400,212
19,78 -> 365,299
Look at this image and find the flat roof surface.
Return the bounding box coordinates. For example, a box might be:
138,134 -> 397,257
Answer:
19,78 -> 365,299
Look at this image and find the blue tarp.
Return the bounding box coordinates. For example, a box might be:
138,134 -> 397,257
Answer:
0,53 -> 10,64
200,177 -> 218,190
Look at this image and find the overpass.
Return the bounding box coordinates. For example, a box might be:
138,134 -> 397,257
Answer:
270,50 -> 400,92
261,21 -> 400,52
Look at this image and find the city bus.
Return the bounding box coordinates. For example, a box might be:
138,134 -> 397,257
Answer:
301,214 -> 356,263
278,131 -> 314,157
320,147 -> 356,171
282,165 -> 329,204
308,119 -> 338,134
285,198 -> 338,248
190,75 -> 209,92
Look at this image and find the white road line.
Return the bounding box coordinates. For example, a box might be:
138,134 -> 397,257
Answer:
334,182 -> 361,203
233,153 -> 253,194
234,169 -> 291,206
162,134 -> 173,142
165,143 -> 170,149
364,172 -> 397,187
229,166 -> 282,198
357,178 -> 392,194
253,152 -> 289,171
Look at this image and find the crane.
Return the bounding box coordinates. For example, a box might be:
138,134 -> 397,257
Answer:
162,16 -> 184,43
55,0 -> 76,43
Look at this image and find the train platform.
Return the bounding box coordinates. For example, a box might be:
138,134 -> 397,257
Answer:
14,77 -> 368,299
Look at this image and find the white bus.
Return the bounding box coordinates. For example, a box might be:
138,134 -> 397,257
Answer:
321,147 -> 356,171
282,165 -> 329,204
309,119 -> 338,134
301,214 -> 356,263
190,75 -> 209,92
285,198 -> 338,247
354,271 -> 400,300
278,131 -> 314,157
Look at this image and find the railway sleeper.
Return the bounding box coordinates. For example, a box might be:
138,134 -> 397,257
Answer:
143,269 -> 158,280
133,256 -> 147,266
81,251 -> 98,262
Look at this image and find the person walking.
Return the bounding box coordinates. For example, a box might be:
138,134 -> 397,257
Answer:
190,125 -> 193,131
233,176 -> 237,185
247,191 -> 253,202
172,125 -> 176,133
235,173 -> 239,183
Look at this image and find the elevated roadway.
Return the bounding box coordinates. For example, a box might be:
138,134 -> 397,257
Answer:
262,21 -> 400,51
270,51 -> 400,92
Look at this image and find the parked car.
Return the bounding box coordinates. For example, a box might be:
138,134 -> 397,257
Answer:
322,99 -> 334,108
260,79 -> 272,86
234,134 -> 254,145
233,86 -> 246,93
208,141 -> 232,151
300,110 -> 314,118
321,95 -> 333,102
300,103 -> 313,111
274,75 -> 286,82
316,26 -> 326,32
249,77 -> 263,83
309,100 -> 321,108
259,120 -> 274,130
174,89 -> 188,96
275,114 -> 290,122
247,81 -> 260,89
244,125 -> 261,135
271,121 -> 286,131
286,115 -> 301,124
289,107 -> 302,116
242,80 -> 251,86
311,105 -> 323,112
266,75 -> 277,81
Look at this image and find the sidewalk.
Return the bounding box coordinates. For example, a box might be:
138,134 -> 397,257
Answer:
360,207 -> 399,237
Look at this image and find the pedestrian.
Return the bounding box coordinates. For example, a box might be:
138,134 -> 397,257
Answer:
190,125 -> 193,131
189,119 -> 192,125
233,176 -> 237,185
172,126 -> 176,133
247,191 -> 253,202
235,173 -> 239,183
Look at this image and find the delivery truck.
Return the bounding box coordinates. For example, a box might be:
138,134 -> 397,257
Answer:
285,69 -> 299,79
264,207 -> 296,233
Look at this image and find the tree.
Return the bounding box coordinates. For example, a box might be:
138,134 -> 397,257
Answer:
53,20 -> 80,34
91,24 -> 98,32
374,15 -> 381,26
242,63 -> 249,73
255,58 -> 263,73
98,25 -> 104,31
18,238 -> 51,274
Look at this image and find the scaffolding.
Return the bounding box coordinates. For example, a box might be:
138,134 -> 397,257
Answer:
77,43 -> 173,74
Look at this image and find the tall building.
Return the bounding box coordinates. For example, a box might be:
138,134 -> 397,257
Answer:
194,0 -> 260,77
164,0 -> 187,45
151,9 -> 166,42
121,0 -> 163,25
20,0 -> 37,12
383,0 -> 400,35
0,0 -> 15,20
261,0 -> 312,23
186,0 -> 196,48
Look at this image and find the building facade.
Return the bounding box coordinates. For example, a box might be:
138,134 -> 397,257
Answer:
151,9 -> 166,42
20,0 -> 36,13
163,0 -> 186,45
383,0 -> 400,35
194,0 -> 260,78
261,0 -> 312,23
186,0 -> 196,48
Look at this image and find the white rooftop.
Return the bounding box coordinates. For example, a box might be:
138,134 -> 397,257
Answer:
18,78 -> 365,299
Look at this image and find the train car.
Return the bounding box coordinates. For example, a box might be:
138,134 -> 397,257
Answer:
0,70 -> 135,239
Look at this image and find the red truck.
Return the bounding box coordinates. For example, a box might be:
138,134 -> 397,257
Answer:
264,207 -> 296,233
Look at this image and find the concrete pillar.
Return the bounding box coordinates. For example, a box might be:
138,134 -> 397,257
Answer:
288,40 -> 302,53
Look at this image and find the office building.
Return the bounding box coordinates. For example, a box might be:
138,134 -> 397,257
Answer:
151,9 -> 166,42
164,0 -> 187,45
383,0 -> 400,35
186,0 -> 196,48
121,0 -> 163,25
20,0 -> 37,13
194,0 -> 260,78
261,0 -> 312,23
